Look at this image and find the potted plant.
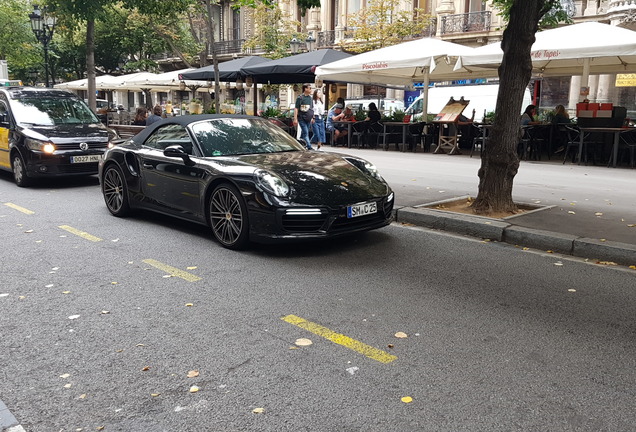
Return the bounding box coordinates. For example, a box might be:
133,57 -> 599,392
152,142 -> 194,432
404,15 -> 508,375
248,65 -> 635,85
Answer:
190,99 -> 203,114
354,109 -> 367,122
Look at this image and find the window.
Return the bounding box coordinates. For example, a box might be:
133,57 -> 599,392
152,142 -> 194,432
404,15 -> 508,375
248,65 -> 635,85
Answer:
144,124 -> 194,154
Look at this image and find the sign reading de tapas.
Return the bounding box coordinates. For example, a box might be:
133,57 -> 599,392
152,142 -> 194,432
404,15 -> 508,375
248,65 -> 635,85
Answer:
530,50 -> 561,60
616,74 -> 636,87
361,62 -> 389,70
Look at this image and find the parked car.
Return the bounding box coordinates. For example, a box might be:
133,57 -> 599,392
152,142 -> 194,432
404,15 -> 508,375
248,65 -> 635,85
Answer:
0,86 -> 113,187
99,115 -> 394,249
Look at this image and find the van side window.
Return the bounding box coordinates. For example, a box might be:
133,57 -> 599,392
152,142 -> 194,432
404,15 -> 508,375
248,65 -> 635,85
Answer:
0,102 -> 9,125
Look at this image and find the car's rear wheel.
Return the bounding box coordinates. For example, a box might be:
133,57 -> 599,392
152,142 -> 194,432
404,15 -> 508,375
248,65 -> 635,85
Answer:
102,164 -> 130,217
209,183 -> 249,250
12,153 -> 31,187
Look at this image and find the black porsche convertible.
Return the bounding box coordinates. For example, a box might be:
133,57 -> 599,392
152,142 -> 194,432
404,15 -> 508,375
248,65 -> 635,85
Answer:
99,115 -> 394,249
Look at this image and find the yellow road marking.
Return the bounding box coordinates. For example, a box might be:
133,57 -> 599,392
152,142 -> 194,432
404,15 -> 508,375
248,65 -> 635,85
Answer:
4,203 -> 35,215
142,259 -> 202,282
58,225 -> 103,242
281,314 -> 398,364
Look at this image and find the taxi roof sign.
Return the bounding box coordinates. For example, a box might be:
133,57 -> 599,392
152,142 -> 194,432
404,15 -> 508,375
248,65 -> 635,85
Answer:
0,79 -> 23,87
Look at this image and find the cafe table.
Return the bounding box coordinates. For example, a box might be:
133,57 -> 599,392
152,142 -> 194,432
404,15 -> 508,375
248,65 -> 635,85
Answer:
577,126 -> 634,168
381,122 -> 410,152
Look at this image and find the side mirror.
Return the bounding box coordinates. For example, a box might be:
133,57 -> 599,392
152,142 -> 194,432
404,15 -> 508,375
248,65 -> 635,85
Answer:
163,145 -> 194,166
0,112 -> 8,126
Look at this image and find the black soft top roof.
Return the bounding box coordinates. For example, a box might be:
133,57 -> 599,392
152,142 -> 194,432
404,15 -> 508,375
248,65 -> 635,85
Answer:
131,114 -> 262,143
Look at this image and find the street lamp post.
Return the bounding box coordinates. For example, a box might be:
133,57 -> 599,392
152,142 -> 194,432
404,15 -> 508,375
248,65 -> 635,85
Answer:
29,5 -> 57,88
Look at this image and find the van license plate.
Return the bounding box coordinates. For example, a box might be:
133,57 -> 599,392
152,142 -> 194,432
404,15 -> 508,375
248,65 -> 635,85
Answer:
347,201 -> 377,218
71,155 -> 100,163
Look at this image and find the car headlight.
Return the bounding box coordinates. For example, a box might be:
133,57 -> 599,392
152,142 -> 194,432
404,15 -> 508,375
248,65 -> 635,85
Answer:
25,138 -> 56,154
254,169 -> 290,197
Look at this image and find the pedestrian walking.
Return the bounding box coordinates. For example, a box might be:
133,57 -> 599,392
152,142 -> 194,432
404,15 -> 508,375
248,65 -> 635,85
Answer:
293,84 -> 314,150
311,89 -> 326,150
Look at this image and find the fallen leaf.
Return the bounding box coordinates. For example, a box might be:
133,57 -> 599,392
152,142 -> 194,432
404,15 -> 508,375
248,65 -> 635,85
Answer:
97,427 -> 104,431
387,344 -> 394,348
595,212 -> 603,216
288,346 -> 299,350
346,366 -> 359,375
187,370 -> 199,378
101,310 -> 110,314
401,396 -> 413,403
0,293 -> 9,298
295,338 -> 313,346
64,383 -> 72,388
554,262 -> 564,266
186,266 -> 197,270
45,284 -> 54,288
68,315 -> 80,320
142,366 -> 151,371
568,211 -> 576,214
596,261 -> 618,266
395,332 -> 408,338
568,289 -> 576,292
252,407 -> 265,414
136,344 -> 145,347
629,265 -> 636,270
62,291 -> 71,294
189,385 -> 200,393
115,349 -> 124,353
151,393 -> 161,397
60,373 -> 70,379
111,282 -> 118,285
79,394 -> 87,399
112,238 -> 119,242
24,229 -> 33,233
628,224 -> 636,228
546,250 -> 553,253
522,247 -> 529,251
185,303 -> 194,307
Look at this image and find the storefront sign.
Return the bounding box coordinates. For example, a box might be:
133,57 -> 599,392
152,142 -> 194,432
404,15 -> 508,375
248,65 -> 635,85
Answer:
615,74 -> 636,87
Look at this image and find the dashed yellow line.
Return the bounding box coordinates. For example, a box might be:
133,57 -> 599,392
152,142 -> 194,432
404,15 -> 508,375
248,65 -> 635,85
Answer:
281,314 -> 398,364
142,259 -> 202,282
4,203 -> 35,215
58,225 -> 103,242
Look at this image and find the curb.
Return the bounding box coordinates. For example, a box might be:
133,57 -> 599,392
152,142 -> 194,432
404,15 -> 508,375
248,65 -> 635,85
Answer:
0,400 -> 24,432
396,207 -> 636,266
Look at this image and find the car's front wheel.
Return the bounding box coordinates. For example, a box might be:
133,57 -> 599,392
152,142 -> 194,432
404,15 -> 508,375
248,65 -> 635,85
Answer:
102,164 -> 130,217
12,153 -> 31,187
209,183 -> 249,250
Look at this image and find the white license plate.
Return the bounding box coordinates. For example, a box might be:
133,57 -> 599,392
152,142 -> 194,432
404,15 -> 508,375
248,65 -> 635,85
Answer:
347,201 -> 377,218
70,155 -> 100,163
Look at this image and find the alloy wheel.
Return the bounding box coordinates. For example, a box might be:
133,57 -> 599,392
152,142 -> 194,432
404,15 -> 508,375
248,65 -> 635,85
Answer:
210,185 -> 247,248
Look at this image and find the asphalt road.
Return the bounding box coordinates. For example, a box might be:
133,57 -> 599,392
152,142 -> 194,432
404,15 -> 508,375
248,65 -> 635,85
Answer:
1,170 -> 636,432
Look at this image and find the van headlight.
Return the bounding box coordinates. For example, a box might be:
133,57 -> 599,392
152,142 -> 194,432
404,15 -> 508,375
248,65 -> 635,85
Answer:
254,169 -> 290,197
26,138 -> 56,154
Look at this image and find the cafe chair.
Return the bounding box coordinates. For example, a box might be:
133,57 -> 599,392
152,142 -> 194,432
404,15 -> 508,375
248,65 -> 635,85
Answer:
471,124 -> 488,157
403,122 -> 426,152
351,121 -> 368,148
619,129 -> 636,168
562,125 -> 584,164
519,126 -> 545,161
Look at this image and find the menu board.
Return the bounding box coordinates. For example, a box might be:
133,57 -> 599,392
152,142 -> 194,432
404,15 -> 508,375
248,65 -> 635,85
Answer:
432,97 -> 469,123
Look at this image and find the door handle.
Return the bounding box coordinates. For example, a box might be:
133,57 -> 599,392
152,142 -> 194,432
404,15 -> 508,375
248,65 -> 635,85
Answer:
142,163 -> 153,169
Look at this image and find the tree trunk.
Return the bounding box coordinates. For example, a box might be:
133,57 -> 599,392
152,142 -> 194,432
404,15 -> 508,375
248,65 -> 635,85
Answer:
205,0 -> 221,114
472,0 -> 545,215
86,19 -> 96,113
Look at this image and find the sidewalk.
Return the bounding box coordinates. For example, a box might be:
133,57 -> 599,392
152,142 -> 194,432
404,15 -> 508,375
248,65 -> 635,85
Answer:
331,147 -> 636,267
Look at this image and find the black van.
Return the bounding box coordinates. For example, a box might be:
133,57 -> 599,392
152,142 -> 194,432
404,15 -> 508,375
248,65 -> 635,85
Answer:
0,87 -> 112,187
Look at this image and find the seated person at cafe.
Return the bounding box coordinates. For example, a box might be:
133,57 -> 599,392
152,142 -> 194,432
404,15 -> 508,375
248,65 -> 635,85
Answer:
520,104 -> 541,125
552,104 -> 571,125
132,107 -> 148,126
342,105 -> 355,121
551,104 -> 572,154
326,104 -> 348,144
360,102 -> 382,148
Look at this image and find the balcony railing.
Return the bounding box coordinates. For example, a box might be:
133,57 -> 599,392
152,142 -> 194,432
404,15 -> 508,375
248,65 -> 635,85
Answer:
212,39 -> 245,55
317,30 -> 336,48
441,11 -> 491,35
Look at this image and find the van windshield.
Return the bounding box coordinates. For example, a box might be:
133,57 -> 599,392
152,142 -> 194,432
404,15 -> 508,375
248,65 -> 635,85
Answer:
10,97 -> 100,126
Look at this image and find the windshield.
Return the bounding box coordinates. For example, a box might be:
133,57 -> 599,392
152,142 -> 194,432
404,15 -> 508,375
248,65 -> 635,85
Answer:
10,97 -> 100,126
191,118 -> 305,157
